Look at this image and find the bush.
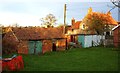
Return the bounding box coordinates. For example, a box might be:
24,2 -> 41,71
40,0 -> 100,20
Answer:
2,40 -> 18,54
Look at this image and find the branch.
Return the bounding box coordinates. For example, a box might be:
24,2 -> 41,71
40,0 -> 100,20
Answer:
111,0 -> 120,8
109,6 -> 116,12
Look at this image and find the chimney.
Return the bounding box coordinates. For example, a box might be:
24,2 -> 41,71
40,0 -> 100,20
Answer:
71,18 -> 75,25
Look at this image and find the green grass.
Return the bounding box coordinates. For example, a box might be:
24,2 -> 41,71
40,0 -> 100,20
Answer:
3,47 -> 119,71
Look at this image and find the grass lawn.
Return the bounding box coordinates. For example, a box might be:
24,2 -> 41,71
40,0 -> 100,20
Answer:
3,47 -> 119,71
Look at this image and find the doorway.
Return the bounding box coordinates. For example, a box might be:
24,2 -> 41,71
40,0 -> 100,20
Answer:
28,41 -> 42,54
52,42 -> 56,51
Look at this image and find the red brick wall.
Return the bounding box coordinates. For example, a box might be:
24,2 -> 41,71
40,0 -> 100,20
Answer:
113,26 -> 120,47
66,35 -> 78,43
42,40 -> 52,54
66,35 -> 71,43
56,39 -> 66,51
17,41 -> 28,54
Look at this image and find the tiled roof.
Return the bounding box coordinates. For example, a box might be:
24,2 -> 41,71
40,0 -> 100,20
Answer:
72,21 -> 81,29
12,27 -> 65,40
66,29 -> 97,35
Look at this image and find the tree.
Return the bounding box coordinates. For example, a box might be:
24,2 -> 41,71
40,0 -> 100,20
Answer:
81,8 -> 118,34
107,0 -> 120,13
111,0 -> 120,8
40,14 -> 57,28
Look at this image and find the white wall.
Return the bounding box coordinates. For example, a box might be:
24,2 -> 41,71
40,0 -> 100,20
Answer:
84,35 -> 105,48
97,35 -> 100,43
84,35 -> 92,48
92,35 -> 97,46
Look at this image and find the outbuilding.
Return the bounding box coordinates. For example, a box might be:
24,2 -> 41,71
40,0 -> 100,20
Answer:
66,29 -> 105,48
2,27 -> 67,54
112,24 -> 120,48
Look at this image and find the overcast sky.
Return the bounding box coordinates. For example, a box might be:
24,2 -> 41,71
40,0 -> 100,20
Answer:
0,0 -> 119,26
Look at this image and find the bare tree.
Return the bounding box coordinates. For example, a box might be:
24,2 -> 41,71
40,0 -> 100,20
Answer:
111,0 -> 120,8
40,14 -> 57,28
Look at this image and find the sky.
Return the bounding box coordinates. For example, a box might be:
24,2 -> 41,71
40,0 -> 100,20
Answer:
0,0 -> 119,26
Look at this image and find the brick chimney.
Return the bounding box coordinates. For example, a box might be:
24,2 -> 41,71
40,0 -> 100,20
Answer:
71,18 -> 75,25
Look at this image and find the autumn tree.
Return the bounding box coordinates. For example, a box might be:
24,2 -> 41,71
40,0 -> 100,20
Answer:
81,7 -> 118,34
40,14 -> 57,28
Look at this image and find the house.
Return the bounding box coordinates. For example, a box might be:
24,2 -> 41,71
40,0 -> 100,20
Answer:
112,24 -> 120,48
71,18 -> 81,29
66,8 -> 118,48
66,18 -> 102,48
2,26 -> 67,54
66,28 -> 103,48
